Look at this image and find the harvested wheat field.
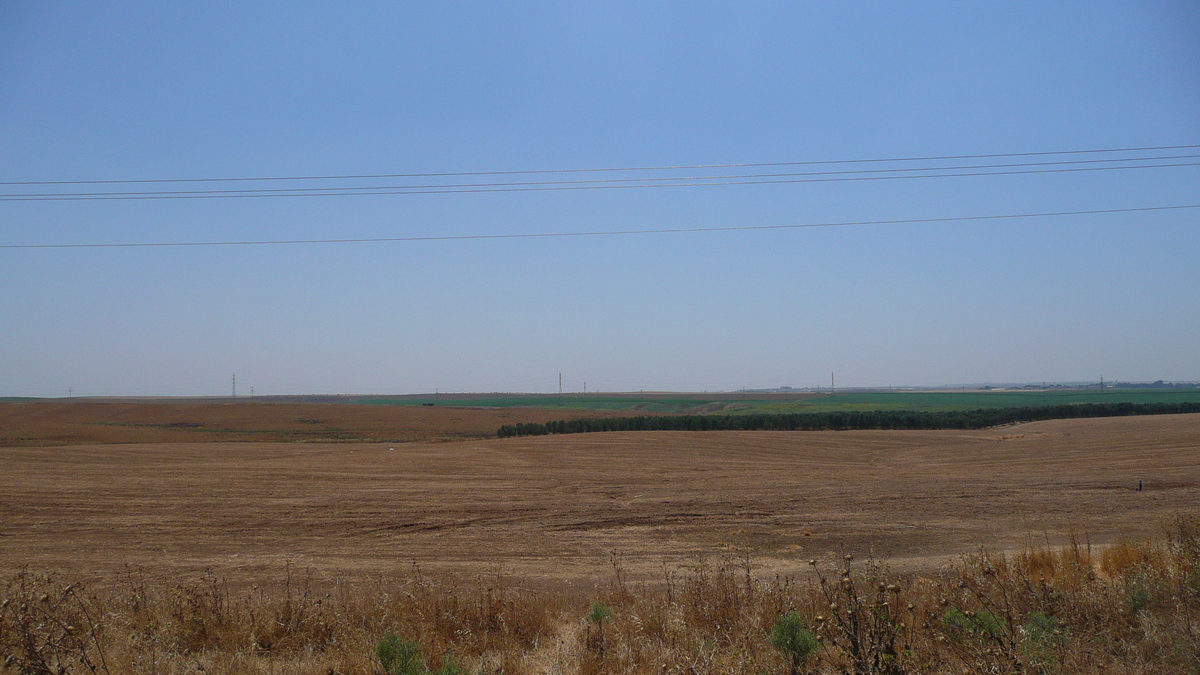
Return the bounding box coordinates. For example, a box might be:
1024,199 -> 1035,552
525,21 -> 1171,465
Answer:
0,399 -> 651,446
2,411 -> 1197,586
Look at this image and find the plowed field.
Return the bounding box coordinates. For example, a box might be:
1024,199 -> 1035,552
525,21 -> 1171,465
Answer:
2,410 -> 1197,585
0,400 -> 645,446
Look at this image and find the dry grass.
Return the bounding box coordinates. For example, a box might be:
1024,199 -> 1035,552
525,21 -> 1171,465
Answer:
1,564 -> 571,675
4,517 -> 1199,674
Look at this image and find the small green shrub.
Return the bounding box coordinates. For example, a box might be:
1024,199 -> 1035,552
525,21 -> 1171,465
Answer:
1022,612 -> 1063,643
587,601 -> 613,625
1021,612 -> 1065,673
1128,579 -> 1152,614
943,607 -> 1004,641
376,634 -> 423,675
434,654 -> 465,675
770,611 -> 818,675
584,601 -> 615,656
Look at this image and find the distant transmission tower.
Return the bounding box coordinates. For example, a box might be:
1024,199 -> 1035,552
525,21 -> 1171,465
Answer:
232,374 -> 236,398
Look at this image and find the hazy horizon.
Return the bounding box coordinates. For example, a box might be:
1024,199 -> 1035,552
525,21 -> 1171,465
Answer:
7,379 -> 1198,400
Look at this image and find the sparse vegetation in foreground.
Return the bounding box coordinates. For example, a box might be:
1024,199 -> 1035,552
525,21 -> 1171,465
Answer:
3,516 -> 1199,674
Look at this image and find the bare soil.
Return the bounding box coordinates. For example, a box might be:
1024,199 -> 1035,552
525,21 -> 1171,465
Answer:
1,408 -> 1197,587
0,400 -> 645,446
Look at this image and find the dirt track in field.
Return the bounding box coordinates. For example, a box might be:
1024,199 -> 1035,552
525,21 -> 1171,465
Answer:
1,411 -> 1198,585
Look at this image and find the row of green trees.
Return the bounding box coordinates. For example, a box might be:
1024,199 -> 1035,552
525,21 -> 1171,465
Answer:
496,401 -> 1200,437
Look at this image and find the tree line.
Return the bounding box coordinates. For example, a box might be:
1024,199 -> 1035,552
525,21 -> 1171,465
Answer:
496,402 -> 1200,438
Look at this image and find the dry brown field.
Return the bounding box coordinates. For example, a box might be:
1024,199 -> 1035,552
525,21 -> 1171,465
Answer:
0,399 -> 646,446
2,405 -> 1197,587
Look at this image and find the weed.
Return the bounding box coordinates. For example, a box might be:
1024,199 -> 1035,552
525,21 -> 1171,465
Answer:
433,654 -> 465,675
584,602 -> 613,657
376,635 -> 423,675
0,571 -> 111,675
811,555 -> 908,675
1020,612 -> 1065,674
4,517 -> 1200,674
586,602 -> 612,626
769,611 -> 817,675
942,606 -> 1004,642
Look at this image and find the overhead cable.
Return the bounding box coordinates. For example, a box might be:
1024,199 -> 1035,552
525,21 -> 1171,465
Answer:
4,158 -> 1198,201
4,204 -> 1195,249
3,143 -> 1197,186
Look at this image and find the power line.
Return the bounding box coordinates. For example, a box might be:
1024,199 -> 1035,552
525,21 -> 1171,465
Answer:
3,204 -> 1195,249
5,161 -> 1199,203
4,154 -> 1197,201
3,143 -> 1196,186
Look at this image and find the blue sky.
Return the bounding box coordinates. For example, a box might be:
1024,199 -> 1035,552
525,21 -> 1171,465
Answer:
1,2 -> 1198,396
